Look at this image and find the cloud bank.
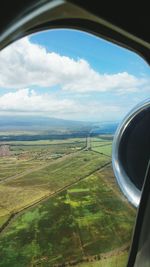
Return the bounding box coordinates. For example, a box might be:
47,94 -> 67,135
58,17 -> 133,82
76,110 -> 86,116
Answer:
0,35 -> 149,121
0,88 -> 124,121
0,37 -> 147,93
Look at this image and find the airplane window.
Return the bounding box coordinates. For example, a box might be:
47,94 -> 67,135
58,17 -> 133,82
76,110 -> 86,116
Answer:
0,29 -> 149,267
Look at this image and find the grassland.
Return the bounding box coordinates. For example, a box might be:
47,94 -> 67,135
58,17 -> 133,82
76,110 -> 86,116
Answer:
5,138 -> 85,145
0,138 -> 86,182
0,140 -> 109,228
78,252 -> 128,267
92,144 -> 112,157
0,165 -> 135,267
91,137 -> 112,157
0,157 -> 43,181
0,135 -> 136,267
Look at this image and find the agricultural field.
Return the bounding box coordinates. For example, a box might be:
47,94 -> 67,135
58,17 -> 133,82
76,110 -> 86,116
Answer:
78,252 -> 128,267
0,135 -> 136,267
92,144 -> 112,157
0,138 -> 86,181
0,138 -> 109,228
0,165 -> 135,267
91,137 -> 112,157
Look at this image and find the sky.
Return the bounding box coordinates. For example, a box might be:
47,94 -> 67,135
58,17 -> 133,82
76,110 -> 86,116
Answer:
0,29 -> 149,122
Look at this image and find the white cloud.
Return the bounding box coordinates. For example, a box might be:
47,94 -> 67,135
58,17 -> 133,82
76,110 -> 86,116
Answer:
0,37 -> 148,93
0,88 -> 125,121
0,36 -> 149,122
0,88 -> 75,114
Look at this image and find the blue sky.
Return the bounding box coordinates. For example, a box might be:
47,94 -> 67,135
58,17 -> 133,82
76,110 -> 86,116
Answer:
30,29 -> 150,76
0,29 -> 149,122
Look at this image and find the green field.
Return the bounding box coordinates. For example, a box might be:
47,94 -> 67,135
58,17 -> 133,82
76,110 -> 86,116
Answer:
0,136 -> 136,267
0,143 -> 109,228
78,252 -> 128,267
0,138 -> 86,182
0,165 -> 135,267
91,137 -> 112,157
0,157 -> 43,181
91,142 -> 111,147
6,138 -> 86,145
92,144 -> 112,157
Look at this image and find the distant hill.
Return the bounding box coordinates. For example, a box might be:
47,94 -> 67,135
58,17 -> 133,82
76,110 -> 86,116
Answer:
90,122 -> 119,135
0,116 -> 119,141
0,116 -> 90,131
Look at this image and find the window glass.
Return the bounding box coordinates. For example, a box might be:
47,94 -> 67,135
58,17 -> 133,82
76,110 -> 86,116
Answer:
0,29 -> 149,267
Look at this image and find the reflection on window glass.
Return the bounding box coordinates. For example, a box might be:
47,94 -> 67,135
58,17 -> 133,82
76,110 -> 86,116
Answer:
0,29 -> 149,267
